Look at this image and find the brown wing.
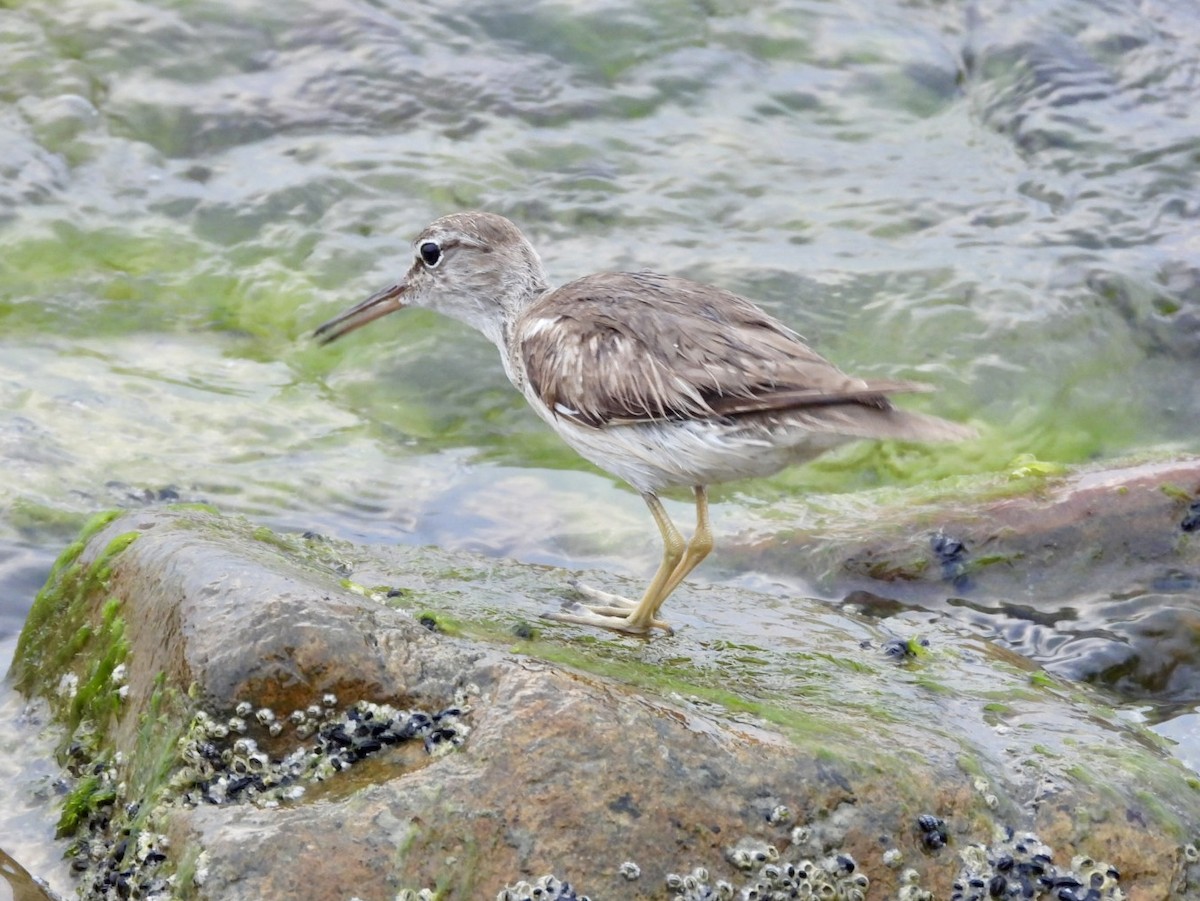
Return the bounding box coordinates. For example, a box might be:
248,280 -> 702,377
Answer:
517,271 -> 926,429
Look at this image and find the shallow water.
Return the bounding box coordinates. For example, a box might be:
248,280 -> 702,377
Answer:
2,0 -> 1200,876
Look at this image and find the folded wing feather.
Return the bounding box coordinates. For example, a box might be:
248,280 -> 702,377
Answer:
517,271 -> 952,437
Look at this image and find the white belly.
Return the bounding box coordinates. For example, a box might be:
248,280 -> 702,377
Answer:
532,404 -> 850,495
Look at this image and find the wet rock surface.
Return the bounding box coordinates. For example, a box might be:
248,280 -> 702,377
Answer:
747,456 -> 1200,601
9,503 -> 1200,899
740,455 -> 1200,706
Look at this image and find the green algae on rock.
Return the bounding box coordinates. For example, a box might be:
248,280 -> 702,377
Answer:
10,510 -> 134,738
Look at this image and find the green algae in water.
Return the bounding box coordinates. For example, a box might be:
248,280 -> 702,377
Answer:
339,577 -> 377,599
11,511 -> 123,681
1007,453 -> 1069,480
512,637 -> 849,746
55,678 -> 196,889
128,675 -> 188,798
6,497 -> 92,542
58,771 -> 117,839
66,596 -> 130,737
1161,483 -> 1196,503
415,609 -> 463,636
251,525 -> 297,552
10,518 -> 138,746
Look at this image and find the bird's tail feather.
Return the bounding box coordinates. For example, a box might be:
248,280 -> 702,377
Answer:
790,405 -> 977,443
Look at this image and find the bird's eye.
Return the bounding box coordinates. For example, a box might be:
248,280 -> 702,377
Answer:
418,241 -> 442,268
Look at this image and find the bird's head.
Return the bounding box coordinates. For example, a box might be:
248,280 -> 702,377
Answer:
314,211 -> 550,349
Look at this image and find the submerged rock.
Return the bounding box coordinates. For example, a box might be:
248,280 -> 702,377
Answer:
8,506 -> 1200,899
746,455 -> 1200,602
739,454 -> 1200,706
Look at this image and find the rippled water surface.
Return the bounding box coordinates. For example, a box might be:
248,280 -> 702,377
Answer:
2,0 -> 1200,877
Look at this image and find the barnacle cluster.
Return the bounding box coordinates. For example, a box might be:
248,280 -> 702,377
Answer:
60,691 -> 471,900
670,852 -> 869,901
726,839 -> 780,871
59,743 -> 173,900
171,694 -> 471,807
488,816 -> 1126,901
665,866 -> 733,900
497,873 -> 590,901
952,830 -> 1124,901
658,805 -> 909,901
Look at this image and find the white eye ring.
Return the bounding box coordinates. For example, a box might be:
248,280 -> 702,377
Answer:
418,241 -> 442,268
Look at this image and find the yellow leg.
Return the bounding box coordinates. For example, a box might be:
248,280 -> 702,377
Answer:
619,493 -> 687,632
543,487 -> 713,636
652,486 -> 713,617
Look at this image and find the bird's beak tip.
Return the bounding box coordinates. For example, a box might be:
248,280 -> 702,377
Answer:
312,283 -> 408,345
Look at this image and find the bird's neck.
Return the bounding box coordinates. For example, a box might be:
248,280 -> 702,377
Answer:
494,281 -> 553,395
444,248 -> 551,389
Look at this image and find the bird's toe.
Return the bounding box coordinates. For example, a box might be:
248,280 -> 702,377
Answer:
540,602 -> 672,636
567,579 -> 638,609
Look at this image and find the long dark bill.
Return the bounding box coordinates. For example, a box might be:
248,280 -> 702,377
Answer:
313,283 -> 407,345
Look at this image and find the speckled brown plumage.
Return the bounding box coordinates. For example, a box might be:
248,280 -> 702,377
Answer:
517,270 -> 940,429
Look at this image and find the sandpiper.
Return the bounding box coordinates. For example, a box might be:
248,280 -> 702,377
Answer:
315,211 -> 974,635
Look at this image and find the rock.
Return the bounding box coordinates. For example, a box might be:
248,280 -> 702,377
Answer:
0,847 -> 58,901
736,454 -> 1200,706
9,504 -> 1200,899
742,455 -> 1200,602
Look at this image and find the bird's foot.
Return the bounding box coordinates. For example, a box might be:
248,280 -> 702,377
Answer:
567,579 -> 638,608
541,603 -> 674,635
540,580 -> 673,635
